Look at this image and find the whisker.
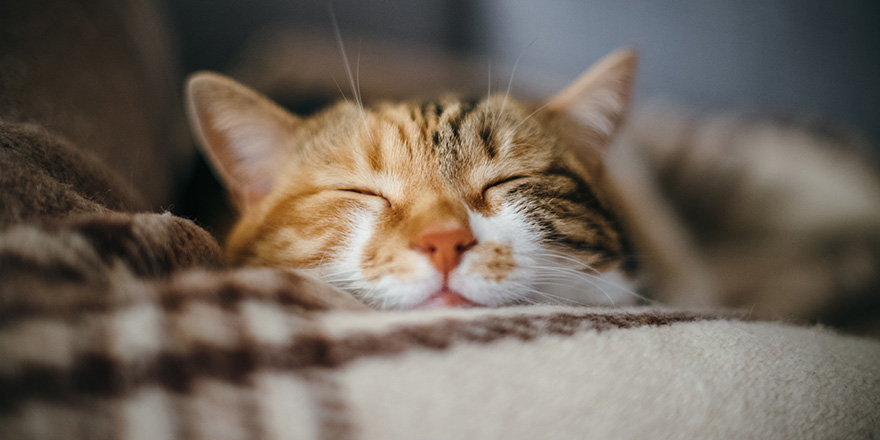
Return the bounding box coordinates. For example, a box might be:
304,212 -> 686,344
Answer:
316,248 -> 333,269
495,37 -> 537,128
529,250 -> 645,294
328,4 -> 376,146
506,280 -> 590,307
531,276 -> 623,301
532,266 -> 627,293
530,255 -> 651,303
330,75 -> 349,103
530,265 -> 653,304
322,274 -> 362,284
529,251 -> 602,273
487,61 -> 492,102
510,102 -> 550,133
354,42 -> 377,145
328,3 -> 361,110
528,252 -> 641,299
500,281 -> 547,304
356,42 -> 363,107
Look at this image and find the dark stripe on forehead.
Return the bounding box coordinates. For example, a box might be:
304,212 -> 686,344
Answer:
421,100 -> 444,151
457,97 -> 480,115
368,141 -> 384,172
361,124 -> 387,172
446,97 -> 481,141
420,100 -> 443,120
480,125 -> 497,158
395,123 -> 408,146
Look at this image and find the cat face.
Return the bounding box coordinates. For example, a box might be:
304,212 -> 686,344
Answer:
186,49 -> 639,309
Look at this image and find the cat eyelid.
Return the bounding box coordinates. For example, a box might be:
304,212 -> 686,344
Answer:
481,174 -> 530,199
341,188 -> 379,196
339,188 -> 393,207
483,175 -> 529,192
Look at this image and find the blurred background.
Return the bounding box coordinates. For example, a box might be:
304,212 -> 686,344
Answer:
164,0 -> 880,143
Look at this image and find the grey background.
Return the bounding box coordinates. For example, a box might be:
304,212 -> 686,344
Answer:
165,0 -> 880,144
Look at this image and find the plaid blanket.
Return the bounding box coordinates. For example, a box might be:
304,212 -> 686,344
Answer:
2,125 -> 879,439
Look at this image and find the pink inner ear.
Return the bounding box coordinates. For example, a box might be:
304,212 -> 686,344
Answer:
544,49 -> 638,155
187,72 -> 303,212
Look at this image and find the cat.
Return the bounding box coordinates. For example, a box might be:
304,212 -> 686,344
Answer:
185,49 -> 642,310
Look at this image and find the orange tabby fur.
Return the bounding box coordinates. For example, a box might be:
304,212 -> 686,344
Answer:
186,50 -> 640,309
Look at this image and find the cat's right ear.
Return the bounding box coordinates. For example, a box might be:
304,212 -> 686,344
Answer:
186,72 -> 300,211
545,49 -> 638,159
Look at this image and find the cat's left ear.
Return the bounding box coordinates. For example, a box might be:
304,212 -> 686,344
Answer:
186,72 -> 301,211
545,49 -> 638,156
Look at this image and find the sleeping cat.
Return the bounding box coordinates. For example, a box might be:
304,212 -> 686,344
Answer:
186,50 -> 641,309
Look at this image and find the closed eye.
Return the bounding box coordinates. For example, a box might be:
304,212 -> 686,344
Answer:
340,188 -> 393,208
482,175 -> 529,196
341,188 -> 379,197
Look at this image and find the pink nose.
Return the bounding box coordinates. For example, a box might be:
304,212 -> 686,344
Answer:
413,221 -> 477,274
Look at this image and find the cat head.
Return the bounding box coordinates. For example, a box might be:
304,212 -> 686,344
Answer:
186,49 -> 639,309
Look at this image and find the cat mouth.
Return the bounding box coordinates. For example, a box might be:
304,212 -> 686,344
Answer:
416,288 -> 481,309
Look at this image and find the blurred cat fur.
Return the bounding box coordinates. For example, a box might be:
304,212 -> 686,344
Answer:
612,108 -> 880,328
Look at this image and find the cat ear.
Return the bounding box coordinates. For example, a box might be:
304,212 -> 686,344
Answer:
546,49 -> 638,156
186,72 -> 300,210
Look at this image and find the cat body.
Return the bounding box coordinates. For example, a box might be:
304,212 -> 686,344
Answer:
187,51 -> 640,309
